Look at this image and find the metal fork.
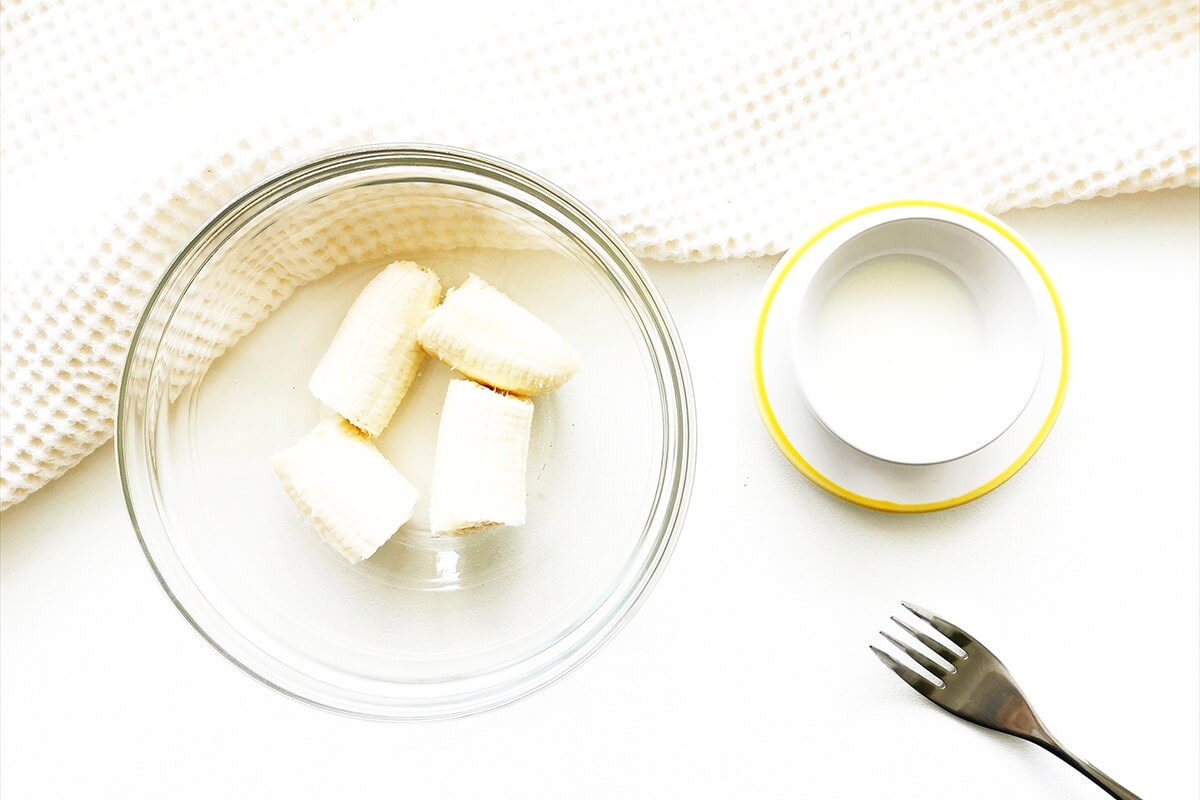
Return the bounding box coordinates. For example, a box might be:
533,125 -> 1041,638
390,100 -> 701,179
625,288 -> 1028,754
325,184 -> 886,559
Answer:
871,602 -> 1141,800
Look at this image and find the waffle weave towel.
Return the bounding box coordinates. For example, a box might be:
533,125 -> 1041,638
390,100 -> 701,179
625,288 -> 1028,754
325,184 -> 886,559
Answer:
1,0 -> 1197,509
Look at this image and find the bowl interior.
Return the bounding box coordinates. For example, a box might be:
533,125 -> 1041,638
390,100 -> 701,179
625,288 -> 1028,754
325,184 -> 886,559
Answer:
793,218 -> 1044,465
119,149 -> 691,718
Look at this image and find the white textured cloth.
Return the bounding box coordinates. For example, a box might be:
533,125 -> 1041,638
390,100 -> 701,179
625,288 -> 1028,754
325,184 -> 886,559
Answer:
1,0 -> 1197,510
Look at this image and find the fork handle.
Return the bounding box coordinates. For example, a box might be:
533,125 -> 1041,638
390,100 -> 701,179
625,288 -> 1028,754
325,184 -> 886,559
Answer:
1036,740 -> 1141,800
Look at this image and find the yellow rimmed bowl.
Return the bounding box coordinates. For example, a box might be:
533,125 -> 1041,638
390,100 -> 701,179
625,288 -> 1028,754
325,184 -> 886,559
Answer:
753,200 -> 1068,513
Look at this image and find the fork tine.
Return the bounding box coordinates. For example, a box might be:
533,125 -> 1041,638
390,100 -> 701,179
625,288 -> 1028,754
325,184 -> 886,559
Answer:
902,601 -> 975,648
869,646 -> 938,697
880,630 -> 952,681
891,615 -> 965,663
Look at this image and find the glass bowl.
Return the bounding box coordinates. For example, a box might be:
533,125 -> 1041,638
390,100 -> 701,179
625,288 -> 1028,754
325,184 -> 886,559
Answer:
117,145 -> 695,720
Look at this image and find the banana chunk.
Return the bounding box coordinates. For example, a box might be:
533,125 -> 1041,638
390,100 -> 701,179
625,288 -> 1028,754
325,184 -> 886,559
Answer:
310,261 -> 442,435
272,417 -> 419,563
418,274 -> 579,396
429,379 -> 534,535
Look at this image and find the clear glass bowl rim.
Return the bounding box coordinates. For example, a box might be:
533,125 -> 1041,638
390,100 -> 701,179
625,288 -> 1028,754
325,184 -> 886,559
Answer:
115,143 -> 696,720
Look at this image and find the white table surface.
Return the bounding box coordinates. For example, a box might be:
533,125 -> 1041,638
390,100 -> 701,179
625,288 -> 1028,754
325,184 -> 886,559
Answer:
2,189 -> 1197,799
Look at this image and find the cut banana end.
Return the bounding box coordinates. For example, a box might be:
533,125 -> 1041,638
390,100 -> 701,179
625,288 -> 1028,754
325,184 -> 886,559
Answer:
310,261 -> 442,435
429,379 -> 534,535
418,274 -> 579,396
272,417 -> 419,563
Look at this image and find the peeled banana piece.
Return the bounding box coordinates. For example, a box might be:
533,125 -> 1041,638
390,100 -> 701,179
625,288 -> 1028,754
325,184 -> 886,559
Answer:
310,261 -> 442,435
418,274 -> 579,396
429,379 -> 534,535
272,417 -> 419,563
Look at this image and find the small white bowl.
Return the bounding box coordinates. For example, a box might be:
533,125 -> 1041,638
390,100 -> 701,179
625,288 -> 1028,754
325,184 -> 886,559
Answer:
754,201 -> 1068,512
792,210 -> 1044,465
